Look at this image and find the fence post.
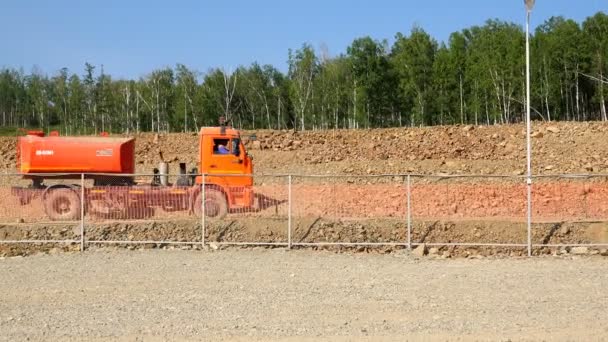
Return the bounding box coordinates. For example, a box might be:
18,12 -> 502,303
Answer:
287,175 -> 292,250
201,174 -> 206,248
407,174 -> 412,250
583,177 -> 590,220
527,176 -> 532,257
80,173 -> 85,252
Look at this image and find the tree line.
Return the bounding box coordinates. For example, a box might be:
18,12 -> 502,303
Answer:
1,12 -> 607,134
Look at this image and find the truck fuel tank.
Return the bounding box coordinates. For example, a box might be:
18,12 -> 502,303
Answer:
18,135 -> 135,174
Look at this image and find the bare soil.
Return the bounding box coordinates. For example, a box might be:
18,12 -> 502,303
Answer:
2,121 -> 608,175
2,122 -> 608,257
1,218 -> 606,258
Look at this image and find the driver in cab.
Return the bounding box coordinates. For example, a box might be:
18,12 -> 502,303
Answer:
217,144 -> 230,154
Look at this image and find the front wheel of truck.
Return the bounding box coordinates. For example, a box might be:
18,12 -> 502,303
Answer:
193,188 -> 228,219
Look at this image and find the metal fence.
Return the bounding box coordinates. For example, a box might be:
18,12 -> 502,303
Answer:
1,172 -> 607,256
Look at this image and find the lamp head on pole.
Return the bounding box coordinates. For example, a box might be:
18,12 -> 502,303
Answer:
525,0 -> 535,12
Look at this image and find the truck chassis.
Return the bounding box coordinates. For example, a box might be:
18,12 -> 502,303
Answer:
11,177 -> 229,221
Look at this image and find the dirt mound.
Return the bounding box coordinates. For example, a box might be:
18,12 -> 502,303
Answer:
0,137 -> 17,170
126,121 -> 608,175
2,122 -> 608,175
246,121 -> 608,175
130,132 -> 200,171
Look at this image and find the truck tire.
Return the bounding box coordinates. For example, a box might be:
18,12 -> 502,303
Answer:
194,188 -> 228,219
44,188 -> 81,221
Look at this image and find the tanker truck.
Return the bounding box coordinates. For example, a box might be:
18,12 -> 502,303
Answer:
11,122 -> 254,221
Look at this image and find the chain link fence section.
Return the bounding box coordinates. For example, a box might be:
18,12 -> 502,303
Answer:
289,175 -> 408,247
202,174 -> 289,247
1,172 -> 608,254
84,173 -> 202,246
532,175 -> 590,222
0,173 -> 81,250
532,175 -> 608,222
584,175 -> 608,221
84,174 -> 196,222
1,173 -> 84,224
410,175 -> 528,250
532,175 -> 608,249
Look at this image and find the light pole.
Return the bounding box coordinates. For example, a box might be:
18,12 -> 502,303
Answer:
525,0 -> 535,256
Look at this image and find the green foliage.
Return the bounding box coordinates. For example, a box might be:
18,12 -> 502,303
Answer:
1,11 -> 607,133
392,27 -> 437,126
348,37 -> 397,128
288,44 -> 318,130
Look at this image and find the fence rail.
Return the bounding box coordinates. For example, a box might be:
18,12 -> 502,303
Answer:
0,172 -> 607,256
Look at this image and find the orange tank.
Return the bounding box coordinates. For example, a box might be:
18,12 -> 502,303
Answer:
18,135 -> 135,174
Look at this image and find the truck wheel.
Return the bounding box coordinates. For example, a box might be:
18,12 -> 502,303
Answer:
44,188 -> 81,221
194,188 -> 227,219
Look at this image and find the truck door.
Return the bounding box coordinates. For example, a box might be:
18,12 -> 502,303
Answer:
206,137 -> 251,186
198,135 -> 254,209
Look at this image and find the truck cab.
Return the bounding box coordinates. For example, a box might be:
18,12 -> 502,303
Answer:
195,125 -> 254,215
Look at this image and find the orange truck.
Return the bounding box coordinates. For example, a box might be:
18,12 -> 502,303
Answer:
12,122 -> 254,221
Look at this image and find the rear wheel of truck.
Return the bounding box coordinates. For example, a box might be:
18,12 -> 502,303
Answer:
194,188 -> 228,219
44,188 -> 81,221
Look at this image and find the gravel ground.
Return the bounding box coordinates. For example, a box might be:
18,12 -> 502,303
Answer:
0,249 -> 607,341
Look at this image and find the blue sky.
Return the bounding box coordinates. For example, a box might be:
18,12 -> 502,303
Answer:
1,0 -> 605,79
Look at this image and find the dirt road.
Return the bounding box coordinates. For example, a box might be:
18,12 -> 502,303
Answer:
0,249 -> 606,341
